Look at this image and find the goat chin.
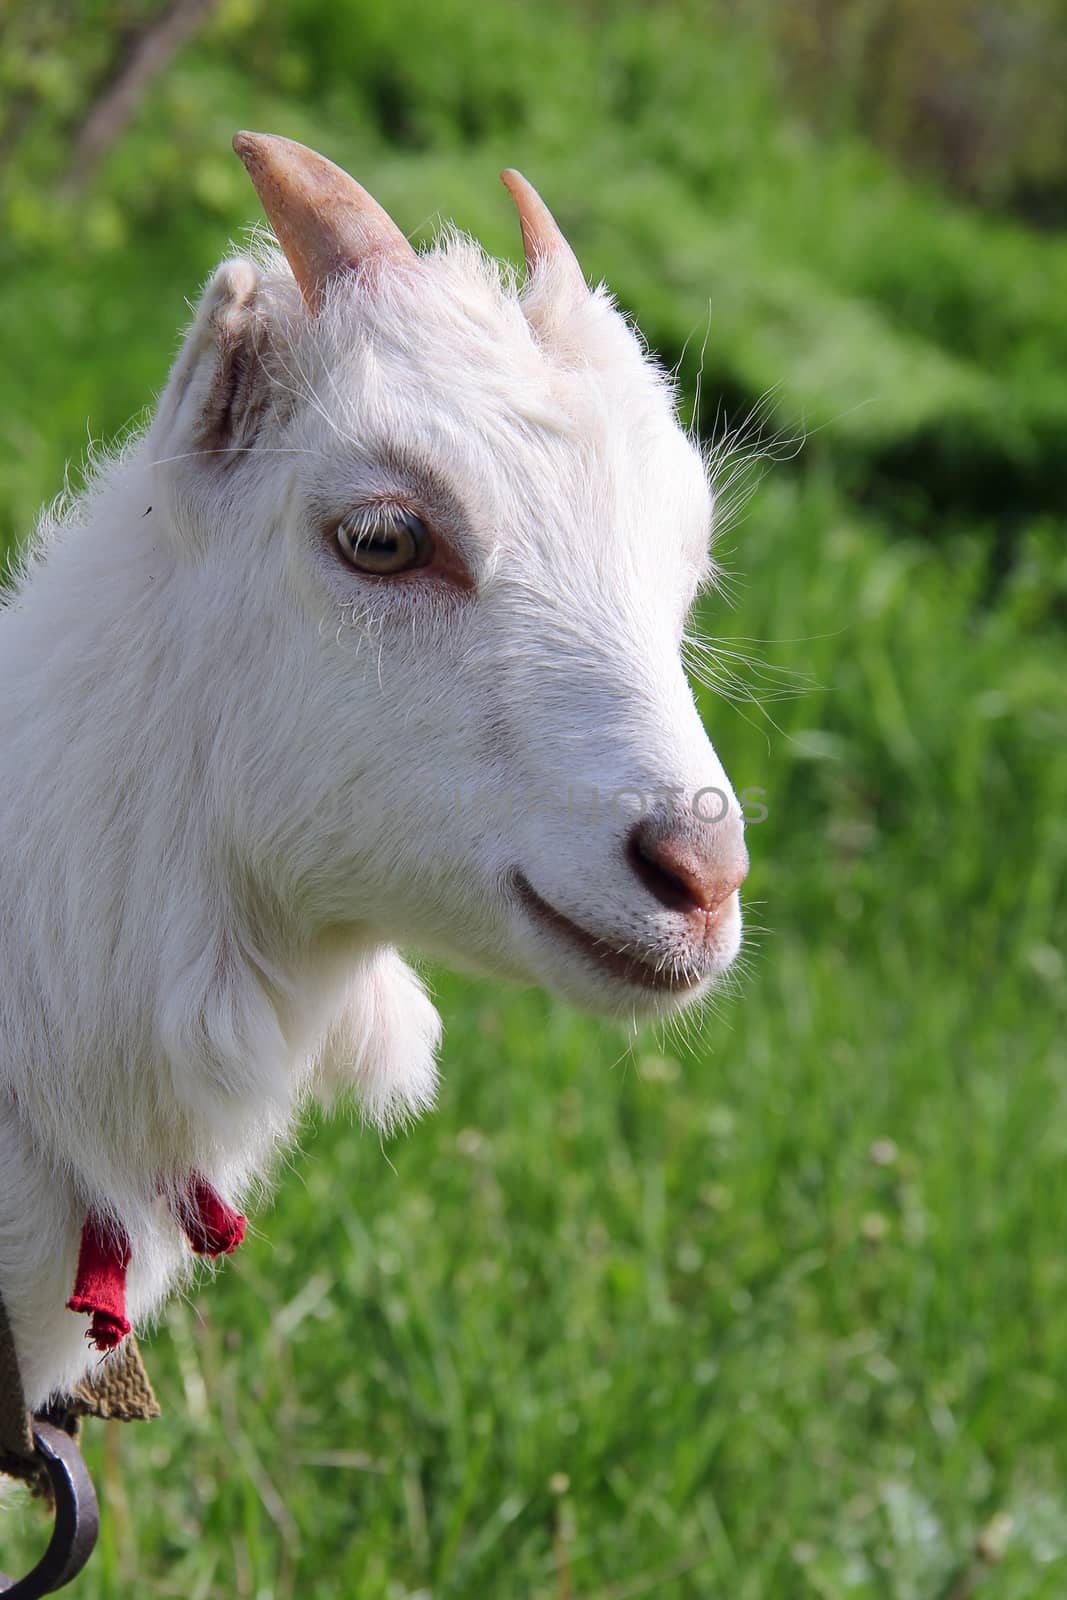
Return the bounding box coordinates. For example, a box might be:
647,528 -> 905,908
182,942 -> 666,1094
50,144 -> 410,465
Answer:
0,145 -> 749,1405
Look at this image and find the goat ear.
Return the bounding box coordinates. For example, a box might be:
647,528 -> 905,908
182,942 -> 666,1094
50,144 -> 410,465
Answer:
233,131 -> 416,311
500,169 -> 586,300
152,258 -> 269,465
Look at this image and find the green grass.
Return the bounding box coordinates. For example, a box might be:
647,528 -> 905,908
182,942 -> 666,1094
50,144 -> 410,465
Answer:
2,3 -> 1066,1596
4,478 -> 1064,1598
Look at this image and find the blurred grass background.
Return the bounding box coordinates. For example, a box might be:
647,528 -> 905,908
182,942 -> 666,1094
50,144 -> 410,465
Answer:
2,1 -> 1066,1596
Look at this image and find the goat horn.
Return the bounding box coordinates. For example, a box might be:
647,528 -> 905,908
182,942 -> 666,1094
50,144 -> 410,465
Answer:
500,169 -> 585,294
233,131 -> 416,311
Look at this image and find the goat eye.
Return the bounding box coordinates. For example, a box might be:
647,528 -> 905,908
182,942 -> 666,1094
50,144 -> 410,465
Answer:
335,509 -> 433,575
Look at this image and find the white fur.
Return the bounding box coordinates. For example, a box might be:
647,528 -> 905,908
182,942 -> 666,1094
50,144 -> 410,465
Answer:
0,224 -> 746,1408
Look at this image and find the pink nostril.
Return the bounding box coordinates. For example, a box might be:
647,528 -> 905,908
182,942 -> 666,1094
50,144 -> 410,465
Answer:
627,819 -> 748,916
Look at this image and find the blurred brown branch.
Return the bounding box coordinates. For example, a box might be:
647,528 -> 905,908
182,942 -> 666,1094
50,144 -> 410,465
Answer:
769,0 -> 1067,221
62,0 -> 220,191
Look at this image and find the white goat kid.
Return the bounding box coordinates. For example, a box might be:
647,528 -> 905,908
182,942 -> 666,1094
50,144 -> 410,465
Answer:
0,134 -> 748,1411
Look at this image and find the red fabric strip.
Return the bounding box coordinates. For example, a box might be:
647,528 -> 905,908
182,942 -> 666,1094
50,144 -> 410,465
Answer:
67,1212 -> 132,1351
179,1174 -> 246,1257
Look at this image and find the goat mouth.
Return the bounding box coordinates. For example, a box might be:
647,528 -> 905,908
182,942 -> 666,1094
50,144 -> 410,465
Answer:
509,871 -> 705,994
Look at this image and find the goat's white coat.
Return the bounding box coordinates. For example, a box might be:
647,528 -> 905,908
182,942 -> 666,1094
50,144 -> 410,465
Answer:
1,226 -> 745,1408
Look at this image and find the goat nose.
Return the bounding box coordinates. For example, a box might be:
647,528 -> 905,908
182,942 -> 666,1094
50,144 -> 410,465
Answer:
627,817 -> 748,916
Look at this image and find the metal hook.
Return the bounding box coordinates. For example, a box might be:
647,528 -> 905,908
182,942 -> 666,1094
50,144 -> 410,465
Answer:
0,1423 -> 99,1598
